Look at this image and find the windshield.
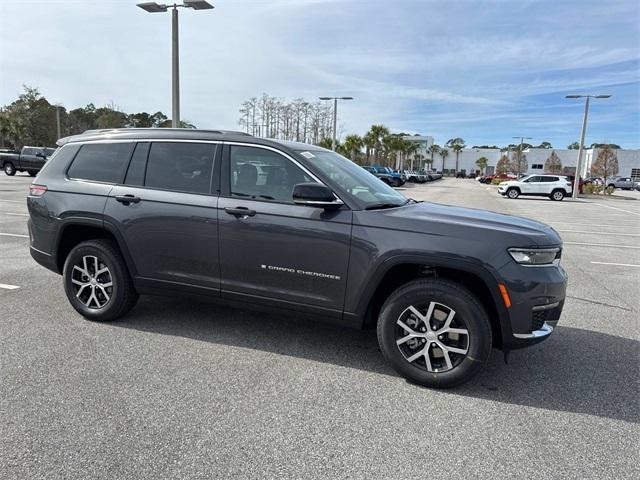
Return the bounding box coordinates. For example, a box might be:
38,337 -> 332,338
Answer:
295,149 -> 408,208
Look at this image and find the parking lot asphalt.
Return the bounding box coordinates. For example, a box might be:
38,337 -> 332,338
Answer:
1,173 -> 639,479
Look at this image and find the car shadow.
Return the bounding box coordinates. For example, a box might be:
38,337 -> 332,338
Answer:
112,296 -> 639,424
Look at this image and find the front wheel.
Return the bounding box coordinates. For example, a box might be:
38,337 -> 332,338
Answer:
63,239 -> 138,321
377,279 -> 492,388
506,188 -> 519,199
3,162 -> 16,176
28,170 -> 37,177
392,178 -> 402,188
550,189 -> 565,201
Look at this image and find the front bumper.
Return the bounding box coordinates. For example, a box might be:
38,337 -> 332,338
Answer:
498,261 -> 567,350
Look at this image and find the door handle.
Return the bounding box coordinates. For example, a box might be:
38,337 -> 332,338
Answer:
225,206 -> 256,217
115,194 -> 141,205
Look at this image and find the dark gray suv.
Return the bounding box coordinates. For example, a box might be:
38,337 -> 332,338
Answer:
28,128 -> 567,387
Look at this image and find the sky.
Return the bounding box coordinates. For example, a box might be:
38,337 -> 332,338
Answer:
1,0 -> 639,148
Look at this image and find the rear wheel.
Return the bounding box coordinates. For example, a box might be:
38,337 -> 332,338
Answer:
377,279 -> 492,388
550,189 -> 565,201
28,170 -> 37,177
506,188 -> 519,199
3,162 -> 16,176
392,178 -> 402,188
63,239 -> 138,321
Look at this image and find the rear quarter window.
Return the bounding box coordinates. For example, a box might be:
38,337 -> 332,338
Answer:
67,143 -> 134,183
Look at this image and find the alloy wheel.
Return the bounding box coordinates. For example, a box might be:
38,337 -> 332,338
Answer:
553,191 -> 564,200
70,255 -> 113,309
395,302 -> 470,372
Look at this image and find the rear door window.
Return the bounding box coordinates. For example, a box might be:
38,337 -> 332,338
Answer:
145,142 -> 216,194
67,142 -> 134,183
124,142 -> 149,186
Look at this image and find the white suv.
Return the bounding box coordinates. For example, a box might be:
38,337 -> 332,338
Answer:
498,174 -> 573,201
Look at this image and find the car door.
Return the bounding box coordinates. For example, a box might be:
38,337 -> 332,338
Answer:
217,143 -> 352,316
104,141 -> 221,292
521,176 -> 541,194
20,147 -> 35,170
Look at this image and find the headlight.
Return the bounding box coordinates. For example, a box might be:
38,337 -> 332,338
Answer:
508,247 -> 561,265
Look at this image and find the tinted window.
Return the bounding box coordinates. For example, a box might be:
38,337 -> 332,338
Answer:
541,176 -> 558,182
145,142 -> 215,194
230,146 -> 313,203
23,148 -> 34,155
125,142 -> 149,186
68,143 -> 134,183
524,176 -> 541,183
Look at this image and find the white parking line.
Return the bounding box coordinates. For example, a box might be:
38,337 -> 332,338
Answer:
591,202 -> 640,217
556,230 -> 640,236
0,199 -> 25,204
0,283 -> 20,290
0,232 -> 28,238
564,241 -> 640,249
2,212 -> 29,217
590,261 -> 640,268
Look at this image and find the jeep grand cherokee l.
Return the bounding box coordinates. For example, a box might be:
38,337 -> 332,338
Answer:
28,129 -> 567,388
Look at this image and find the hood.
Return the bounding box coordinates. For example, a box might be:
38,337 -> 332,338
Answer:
356,201 -> 562,248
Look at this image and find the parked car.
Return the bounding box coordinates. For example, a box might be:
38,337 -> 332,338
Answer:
467,172 -> 477,179
1,146 -> 57,176
362,165 -> 404,187
607,176 -> 637,190
498,175 -> 573,201
583,176 -> 603,185
404,170 -> 426,183
28,128 -> 566,388
455,172 -> 466,178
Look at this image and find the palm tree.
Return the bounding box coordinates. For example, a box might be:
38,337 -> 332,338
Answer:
413,153 -> 424,170
363,131 -> 376,164
440,148 -> 449,173
446,137 -> 466,173
428,144 -> 440,170
404,141 -> 419,170
366,125 -> 390,164
475,156 -> 489,174
343,134 -> 364,163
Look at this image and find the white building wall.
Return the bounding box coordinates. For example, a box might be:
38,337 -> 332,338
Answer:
431,147 -> 640,177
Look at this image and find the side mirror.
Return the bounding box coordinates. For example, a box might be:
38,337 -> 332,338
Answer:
292,183 -> 343,210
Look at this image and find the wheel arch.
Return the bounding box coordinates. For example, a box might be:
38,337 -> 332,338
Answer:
54,219 -> 137,277
357,255 -> 509,349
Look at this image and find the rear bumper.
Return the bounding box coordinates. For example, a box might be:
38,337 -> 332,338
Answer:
30,245 -> 60,274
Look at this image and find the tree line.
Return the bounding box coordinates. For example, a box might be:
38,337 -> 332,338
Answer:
236,94 -> 621,173
0,86 -> 194,149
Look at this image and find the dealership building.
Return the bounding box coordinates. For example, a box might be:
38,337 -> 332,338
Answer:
418,146 -> 640,178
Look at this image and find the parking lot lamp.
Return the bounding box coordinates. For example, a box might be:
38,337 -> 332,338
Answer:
565,94 -> 611,198
137,1 -> 214,128
319,96 -> 354,151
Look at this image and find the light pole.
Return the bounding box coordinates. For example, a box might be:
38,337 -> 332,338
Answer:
319,96 -> 353,151
55,103 -> 61,139
511,136 -> 532,177
565,94 -> 611,198
137,1 -> 214,128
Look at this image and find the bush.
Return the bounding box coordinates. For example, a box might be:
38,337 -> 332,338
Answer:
491,178 -> 503,185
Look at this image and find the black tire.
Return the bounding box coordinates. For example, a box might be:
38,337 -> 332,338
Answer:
506,188 -> 519,199
550,189 -> 565,201
3,162 -> 16,176
63,239 -> 138,321
377,279 -> 492,388
392,178 -> 402,188
28,170 -> 37,177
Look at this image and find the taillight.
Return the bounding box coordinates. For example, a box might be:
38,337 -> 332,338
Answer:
29,184 -> 47,196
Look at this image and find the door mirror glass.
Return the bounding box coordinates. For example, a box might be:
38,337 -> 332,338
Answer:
292,183 -> 342,209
